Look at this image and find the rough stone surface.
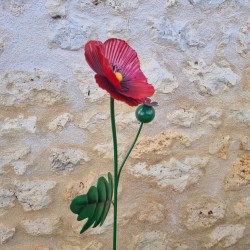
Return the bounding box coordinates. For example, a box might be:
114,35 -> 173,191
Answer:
15,180 -> 56,211
21,217 -> 62,236
182,197 -> 226,230
45,0 -> 66,17
240,136 -> 250,151
71,63 -> 107,102
0,225 -> 15,244
0,115 -> 37,135
129,156 -> 209,192
184,59 -> 239,96
199,108 -> 222,128
224,154 -> 250,190
51,22 -> 93,51
227,106 -> 250,126
167,108 -> 197,128
75,111 -> 109,131
141,59 -> 179,94
106,0 -> 141,12
128,231 -> 169,250
47,113 -> 73,131
205,224 -> 245,249
0,146 -> 30,174
209,135 -> 230,159
132,132 -> 196,158
2,0 -> 25,16
0,70 -> 66,107
0,188 -> 15,216
136,201 -> 166,224
237,23 -> 250,57
234,196 -> 250,218
49,148 -> 89,172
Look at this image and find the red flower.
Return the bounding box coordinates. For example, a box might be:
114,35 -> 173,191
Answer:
84,38 -> 155,106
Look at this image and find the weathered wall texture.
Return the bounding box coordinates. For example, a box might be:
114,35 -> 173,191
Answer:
0,0 -> 250,249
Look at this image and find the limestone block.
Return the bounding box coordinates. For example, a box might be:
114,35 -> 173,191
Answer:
149,17 -> 184,48
167,108 -> 197,128
166,0 -> 177,7
0,115 -> 37,135
132,132 -> 196,158
182,197 -> 226,230
0,225 -> 15,244
10,160 -> 31,175
234,196 -> 250,218
0,188 -> 15,216
115,112 -> 138,129
107,19 -> 130,40
93,143 -> 126,159
82,240 -> 103,250
0,146 -> 30,174
21,217 -> 62,236
0,70 -> 66,107
129,156 -> 209,192
57,240 -> 103,250
240,136 -> 250,151
181,20 -> 215,48
106,0 -> 140,13
200,108 -> 222,128
149,18 -> 215,50
227,106 -> 250,126
52,21 -> 92,50
136,202 -> 166,224
141,59 -> 179,94
2,0 -> 25,16
15,180 -> 56,211
205,224 -> 245,248
188,0 -> 226,9
242,66 -> 250,90
128,231 -> 169,250
47,113 -> 73,131
224,154 -> 250,190
75,112 -> 109,132
72,64 -> 106,102
209,135 -> 230,159
45,0 -> 66,17
0,41 -> 3,55
237,23 -> 250,58
79,0 -> 104,10
49,148 -> 89,172
184,59 -> 239,96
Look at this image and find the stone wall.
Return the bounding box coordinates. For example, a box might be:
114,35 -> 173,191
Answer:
0,0 -> 249,249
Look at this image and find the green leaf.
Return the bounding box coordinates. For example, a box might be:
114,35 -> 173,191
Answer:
70,173 -> 113,234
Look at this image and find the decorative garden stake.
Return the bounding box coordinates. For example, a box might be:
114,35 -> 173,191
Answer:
70,38 -> 157,250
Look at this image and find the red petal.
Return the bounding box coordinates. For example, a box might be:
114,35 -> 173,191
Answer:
120,80 -> 155,99
103,38 -> 142,79
95,74 -> 143,106
85,40 -> 121,90
85,41 -> 105,75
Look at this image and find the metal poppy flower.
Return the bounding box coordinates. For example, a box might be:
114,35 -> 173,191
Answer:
85,38 -> 155,106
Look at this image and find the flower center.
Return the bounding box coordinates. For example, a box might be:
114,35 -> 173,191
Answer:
114,72 -> 123,82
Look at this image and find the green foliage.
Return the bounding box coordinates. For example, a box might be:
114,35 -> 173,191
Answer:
70,173 -> 113,234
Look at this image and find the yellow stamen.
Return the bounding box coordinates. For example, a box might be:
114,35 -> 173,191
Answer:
115,72 -> 123,82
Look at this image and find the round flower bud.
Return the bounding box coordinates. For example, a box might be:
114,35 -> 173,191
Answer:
135,104 -> 155,123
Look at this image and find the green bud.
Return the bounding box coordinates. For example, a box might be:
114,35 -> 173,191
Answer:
135,104 -> 155,123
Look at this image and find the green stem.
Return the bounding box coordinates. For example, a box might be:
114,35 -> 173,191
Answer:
110,98 -> 118,250
117,122 -> 143,184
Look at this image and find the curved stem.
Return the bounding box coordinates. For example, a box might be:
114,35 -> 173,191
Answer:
110,98 -> 118,250
117,122 -> 143,184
